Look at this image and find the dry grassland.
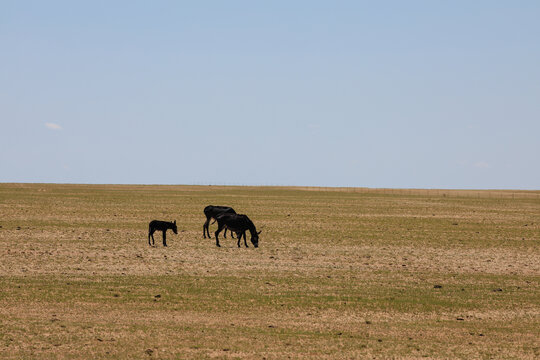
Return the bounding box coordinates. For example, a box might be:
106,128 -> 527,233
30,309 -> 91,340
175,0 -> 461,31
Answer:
0,183 -> 539,359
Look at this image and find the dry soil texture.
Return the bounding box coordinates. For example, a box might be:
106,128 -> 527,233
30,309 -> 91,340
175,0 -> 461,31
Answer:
0,184 -> 539,359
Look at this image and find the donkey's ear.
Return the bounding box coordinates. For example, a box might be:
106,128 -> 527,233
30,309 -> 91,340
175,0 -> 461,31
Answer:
174,220 -> 176,224
257,230 -> 262,235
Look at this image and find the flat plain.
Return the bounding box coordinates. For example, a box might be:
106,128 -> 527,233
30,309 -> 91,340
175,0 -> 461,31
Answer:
0,183 -> 539,359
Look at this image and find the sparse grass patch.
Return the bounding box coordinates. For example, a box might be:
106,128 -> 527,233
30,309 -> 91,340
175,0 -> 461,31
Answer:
0,183 -> 538,358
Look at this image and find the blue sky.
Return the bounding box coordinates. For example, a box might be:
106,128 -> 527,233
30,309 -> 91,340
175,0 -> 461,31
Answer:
1,1 -> 539,189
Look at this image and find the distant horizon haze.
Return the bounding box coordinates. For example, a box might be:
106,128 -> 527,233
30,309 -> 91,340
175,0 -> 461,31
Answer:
2,182 -> 539,192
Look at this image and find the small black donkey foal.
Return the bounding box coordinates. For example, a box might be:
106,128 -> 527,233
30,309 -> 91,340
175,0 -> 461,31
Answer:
148,220 -> 177,246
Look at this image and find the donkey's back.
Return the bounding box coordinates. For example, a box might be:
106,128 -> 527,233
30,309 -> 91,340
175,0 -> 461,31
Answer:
204,205 -> 236,218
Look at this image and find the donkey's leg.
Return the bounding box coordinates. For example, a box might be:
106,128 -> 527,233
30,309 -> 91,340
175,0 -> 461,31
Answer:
215,225 -> 225,247
237,232 -> 241,248
226,228 -> 236,239
162,230 -> 167,247
149,229 -> 155,246
203,218 -> 210,238
244,232 -> 249,248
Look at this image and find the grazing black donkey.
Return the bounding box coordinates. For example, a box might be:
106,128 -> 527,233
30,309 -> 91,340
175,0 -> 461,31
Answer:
148,220 -> 177,247
214,213 -> 261,248
203,205 -> 236,239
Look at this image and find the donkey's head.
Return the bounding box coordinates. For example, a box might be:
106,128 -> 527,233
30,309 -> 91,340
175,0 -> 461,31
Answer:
172,220 -> 178,234
251,230 -> 262,248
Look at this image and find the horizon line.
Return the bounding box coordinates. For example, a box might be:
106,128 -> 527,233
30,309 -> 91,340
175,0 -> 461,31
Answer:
1,181 -> 538,192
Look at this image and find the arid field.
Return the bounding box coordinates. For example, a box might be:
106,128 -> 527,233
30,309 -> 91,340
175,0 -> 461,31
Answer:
0,183 -> 539,359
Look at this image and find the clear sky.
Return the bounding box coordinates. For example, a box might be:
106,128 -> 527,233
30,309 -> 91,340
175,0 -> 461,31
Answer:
1,1 -> 539,189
